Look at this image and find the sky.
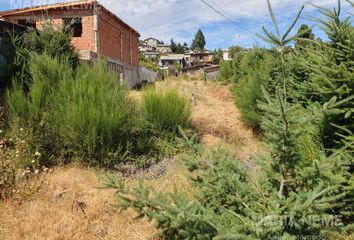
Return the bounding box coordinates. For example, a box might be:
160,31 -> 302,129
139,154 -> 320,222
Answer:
0,0 -> 352,49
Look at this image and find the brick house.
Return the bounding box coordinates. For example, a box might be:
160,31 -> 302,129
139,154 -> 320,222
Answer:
0,0 -> 142,87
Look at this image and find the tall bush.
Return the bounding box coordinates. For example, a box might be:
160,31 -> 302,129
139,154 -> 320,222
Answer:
218,61 -> 233,81
49,59 -> 140,166
11,20 -> 79,86
233,48 -> 277,129
6,54 -> 144,167
141,88 -> 191,134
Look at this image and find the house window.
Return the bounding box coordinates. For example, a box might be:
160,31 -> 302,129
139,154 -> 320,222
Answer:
63,18 -> 82,37
18,19 -> 36,28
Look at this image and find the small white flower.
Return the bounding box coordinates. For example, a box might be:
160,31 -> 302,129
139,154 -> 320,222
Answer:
20,128 -> 24,131
34,151 -> 41,157
0,130 -> 3,133
34,169 -> 39,175
31,160 -> 36,164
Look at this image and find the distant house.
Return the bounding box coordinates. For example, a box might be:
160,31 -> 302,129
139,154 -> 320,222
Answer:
144,37 -> 161,48
139,43 -> 159,60
139,43 -> 156,53
156,44 -> 171,54
222,48 -> 232,61
0,0 -> 143,87
185,52 -> 213,67
159,54 -> 186,67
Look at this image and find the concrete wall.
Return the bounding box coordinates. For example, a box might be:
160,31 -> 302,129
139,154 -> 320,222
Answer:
205,71 -> 220,81
139,67 -> 158,83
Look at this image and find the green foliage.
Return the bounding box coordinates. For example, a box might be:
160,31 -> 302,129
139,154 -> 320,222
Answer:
0,34 -> 16,92
212,49 -> 223,64
138,51 -> 160,72
228,45 -> 244,59
233,48 -> 277,129
11,21 -> 79,85
218,61 -> 233,81
294,24 -> 316,49
6,54 -> 148,167
109,148 -> 348,239
141,88 -> 191,134
298,2 -> 354,152
191,29 -> 206,52
170,39 -> 185,54
49,58 -> 141,166
108,1 -> 354,239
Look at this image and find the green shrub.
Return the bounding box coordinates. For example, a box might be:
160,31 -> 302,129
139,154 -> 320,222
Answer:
11,20 -> 79,86
49,59 -> 140,166
142,88 -> 191,134
233,49 -> 276,129
6,54 -> 151,167
218,61 -> 233,81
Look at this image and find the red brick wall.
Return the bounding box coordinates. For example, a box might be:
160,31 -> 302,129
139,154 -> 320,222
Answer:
98,9 -> 139,67
3,7 -> 139,67
5,9 -> 95,52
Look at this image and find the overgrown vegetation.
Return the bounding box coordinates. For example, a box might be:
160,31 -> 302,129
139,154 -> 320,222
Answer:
142,88 -> 191,134
2,22 -> 192,175
138,51 -> 161,72
108,1 -> 354,239
11,21 -> 79,86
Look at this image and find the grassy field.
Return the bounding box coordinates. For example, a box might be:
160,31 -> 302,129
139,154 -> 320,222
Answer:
0,77 -> 263,240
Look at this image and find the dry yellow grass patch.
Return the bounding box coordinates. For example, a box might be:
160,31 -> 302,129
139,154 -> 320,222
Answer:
0,162 -> 192,240
155,78 -> 263,161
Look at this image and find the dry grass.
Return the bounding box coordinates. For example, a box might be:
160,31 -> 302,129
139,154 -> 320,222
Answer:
155,77 -> 264,162
0,162 -> 192,240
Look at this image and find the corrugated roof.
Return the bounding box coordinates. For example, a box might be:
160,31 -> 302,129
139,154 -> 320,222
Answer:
0,0 -> 140,36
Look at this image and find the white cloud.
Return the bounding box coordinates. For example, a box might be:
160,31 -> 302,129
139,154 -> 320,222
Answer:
3,0 -> 351,48
97,0 -> 348,46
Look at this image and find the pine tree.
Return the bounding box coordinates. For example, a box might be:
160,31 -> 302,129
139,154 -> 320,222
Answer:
191,29 -> 206,52
295,24 -> 315,48
298,1 -> 354,153
170,38 -> 177,53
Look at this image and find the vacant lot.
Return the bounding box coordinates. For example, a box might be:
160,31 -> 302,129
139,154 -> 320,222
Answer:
0,78 -> 262,240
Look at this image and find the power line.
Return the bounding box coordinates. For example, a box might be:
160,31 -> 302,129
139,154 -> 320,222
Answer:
199,0 -> 255,35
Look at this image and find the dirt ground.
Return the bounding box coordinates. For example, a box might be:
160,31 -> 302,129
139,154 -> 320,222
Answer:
0,78 -> 262,240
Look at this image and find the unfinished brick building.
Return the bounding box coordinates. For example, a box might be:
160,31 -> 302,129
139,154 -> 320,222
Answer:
0,0 -> 142,87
